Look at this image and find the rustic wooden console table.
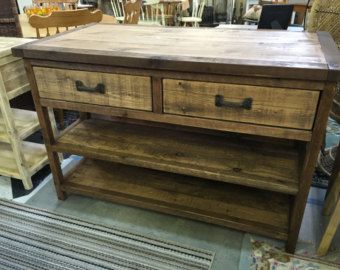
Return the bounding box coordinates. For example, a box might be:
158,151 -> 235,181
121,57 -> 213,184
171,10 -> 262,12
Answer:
13,25 -> 340,252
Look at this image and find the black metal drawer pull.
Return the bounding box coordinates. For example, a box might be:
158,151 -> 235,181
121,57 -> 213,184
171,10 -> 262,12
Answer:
75,80 -> 105,94
215,95 -> 253,110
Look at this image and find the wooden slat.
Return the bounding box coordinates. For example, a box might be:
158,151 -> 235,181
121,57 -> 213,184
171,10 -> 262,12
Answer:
24,60 -> 66,199
33,66 -> 152,111
63,158 -> 290,240
0,59 -> 28,93
0,141 -> 48,178
0,109 -> 40,143
29,60 -> 326,91
40,98 -> 313,141
12,25 -> 336,81
318,32 -> 340,82
53,119 -> 300,194
163,79 -> 320,130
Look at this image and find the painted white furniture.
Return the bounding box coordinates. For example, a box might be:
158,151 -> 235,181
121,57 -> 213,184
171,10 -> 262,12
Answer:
140,0 -> 165,25
0,37 -> 57,190
110,0 -> 125,23
178,0 -> 206,27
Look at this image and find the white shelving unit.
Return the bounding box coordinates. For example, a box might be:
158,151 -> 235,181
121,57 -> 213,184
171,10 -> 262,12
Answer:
0,37 -> 57,190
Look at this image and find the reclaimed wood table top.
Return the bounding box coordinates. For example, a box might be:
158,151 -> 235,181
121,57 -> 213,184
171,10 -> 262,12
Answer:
12,24 -> 340,81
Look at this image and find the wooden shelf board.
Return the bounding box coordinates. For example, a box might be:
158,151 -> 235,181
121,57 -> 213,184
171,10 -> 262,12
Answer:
0,109 -> 40,143
63,158 -> 289,240
54,119 -> 300,194
0,141 -> 48,179
6,84 -> 30,100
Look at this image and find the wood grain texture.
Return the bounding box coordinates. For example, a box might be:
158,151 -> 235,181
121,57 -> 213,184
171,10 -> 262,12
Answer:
33,67 -> 152,111
318,32 -> 340,82
53,119 -> 300,194
63,158 -> 290,240
0,59 -> 29,94
287,83 -> 337,253
12,24 -> 338,81
24,60 -> 66,200
40,98 -> 313,141
317,198 -> 340,256
29,60 -> 326,91
0,141 -> 48,179
163,79 -> 320,130
0,108 -> 40,143
29,9 -> 103,29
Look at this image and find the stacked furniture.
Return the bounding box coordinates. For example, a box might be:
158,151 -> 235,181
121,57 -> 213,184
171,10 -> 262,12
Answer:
0,0 -> 22,37
0,37 -> 51,190
13,24 -> 340,252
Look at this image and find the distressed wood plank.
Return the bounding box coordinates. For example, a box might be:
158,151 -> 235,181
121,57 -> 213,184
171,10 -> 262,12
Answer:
63,158 -> 290,240
12,25 -> 337,81
33,66 -> 152,111
54,119 -> 300,194
163,79 -> 320,130
40,98 -> 313,141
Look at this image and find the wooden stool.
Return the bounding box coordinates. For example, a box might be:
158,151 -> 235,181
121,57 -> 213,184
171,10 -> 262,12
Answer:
317,146 -> 340,256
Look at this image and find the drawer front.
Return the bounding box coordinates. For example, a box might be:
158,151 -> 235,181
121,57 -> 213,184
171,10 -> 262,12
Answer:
163,79 -> 320,130
33,67 -> 152,111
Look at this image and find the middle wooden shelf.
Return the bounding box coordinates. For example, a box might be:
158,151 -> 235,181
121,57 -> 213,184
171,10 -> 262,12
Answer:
52,118 -> 301,194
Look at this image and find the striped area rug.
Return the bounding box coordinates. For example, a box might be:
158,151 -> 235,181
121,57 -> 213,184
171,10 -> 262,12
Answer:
0,200 -> 214,270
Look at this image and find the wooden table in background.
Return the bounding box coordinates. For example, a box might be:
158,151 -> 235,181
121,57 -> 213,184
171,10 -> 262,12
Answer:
19,13 -> 117,38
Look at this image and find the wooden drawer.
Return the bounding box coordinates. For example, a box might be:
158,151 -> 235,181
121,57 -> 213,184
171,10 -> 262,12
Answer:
33,67 -> 152,111
163,79 -> 320,130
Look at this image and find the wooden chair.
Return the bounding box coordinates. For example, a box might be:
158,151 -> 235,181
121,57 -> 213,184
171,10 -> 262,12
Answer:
110,0 -> 125,23
317,154 -> 340,256
123,0 -> 142,24
140,0 -> 165,26
0,0 -> 23,37
29,8 -> 102,38
178,0 -> 205,27
29,8 -> 102,129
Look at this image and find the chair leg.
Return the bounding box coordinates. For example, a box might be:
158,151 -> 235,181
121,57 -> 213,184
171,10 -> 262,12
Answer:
317,197 -> 340,256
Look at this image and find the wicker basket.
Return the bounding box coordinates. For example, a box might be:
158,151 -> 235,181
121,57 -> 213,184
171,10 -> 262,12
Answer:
307,0 -> 340,48
0,0 -> 23,37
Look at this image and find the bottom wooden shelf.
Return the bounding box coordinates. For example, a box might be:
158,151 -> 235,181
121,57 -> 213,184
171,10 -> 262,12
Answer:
63,158 -> 290,240
0,141 -> 48,179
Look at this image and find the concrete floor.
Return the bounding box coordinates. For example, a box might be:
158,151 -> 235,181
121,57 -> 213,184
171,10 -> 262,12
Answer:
13,156 -> 339,269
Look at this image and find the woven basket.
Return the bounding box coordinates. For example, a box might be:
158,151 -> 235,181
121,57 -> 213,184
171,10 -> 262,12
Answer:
307,0 -> 340,48
0,0 -> 23,37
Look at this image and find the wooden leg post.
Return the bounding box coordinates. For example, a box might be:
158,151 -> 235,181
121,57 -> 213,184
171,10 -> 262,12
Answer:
24,60 -> 66,200
317,198 -> 340,256
286,83 -> 336,253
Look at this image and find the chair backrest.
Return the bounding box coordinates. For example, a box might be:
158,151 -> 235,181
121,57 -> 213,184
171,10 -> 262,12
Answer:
0,0 -> 23,37
140,0 -> 162,25
110,0 -> 125,21
32,0 -> 78,10
123,0 -> 142,24
29,9 -> 103,38
192,0 -> 206,19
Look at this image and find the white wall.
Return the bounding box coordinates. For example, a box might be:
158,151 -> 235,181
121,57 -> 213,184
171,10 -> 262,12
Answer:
17,0 -> 34,13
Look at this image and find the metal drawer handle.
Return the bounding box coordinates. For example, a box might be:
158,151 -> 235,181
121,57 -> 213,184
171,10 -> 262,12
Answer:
75,80 -> 105,94
215,95 -> 253,110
